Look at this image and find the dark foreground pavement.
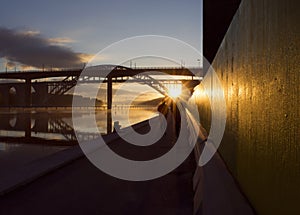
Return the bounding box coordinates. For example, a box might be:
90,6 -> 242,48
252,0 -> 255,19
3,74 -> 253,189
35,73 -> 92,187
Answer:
0,113 -> 196,215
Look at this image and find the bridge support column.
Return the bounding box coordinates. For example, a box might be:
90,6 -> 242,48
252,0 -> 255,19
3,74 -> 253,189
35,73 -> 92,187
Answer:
107,77 -> 112,109
107,110 -> 112,133
0,85 -> 9,107
25,78 -> 32,107
24,113 -> 31,138
32,83 -> 49,107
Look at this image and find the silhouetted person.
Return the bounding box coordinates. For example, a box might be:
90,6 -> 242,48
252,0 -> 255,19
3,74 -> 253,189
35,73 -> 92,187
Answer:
157,101 -> 168,117
113,121 -> 121,132
170,99 -> 181,138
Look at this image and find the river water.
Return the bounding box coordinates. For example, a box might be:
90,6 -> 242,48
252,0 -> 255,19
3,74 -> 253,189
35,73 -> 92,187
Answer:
0,107 -> 158,177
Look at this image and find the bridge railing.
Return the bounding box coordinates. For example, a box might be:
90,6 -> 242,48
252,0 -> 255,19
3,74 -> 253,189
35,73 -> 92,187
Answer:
1,66 -> 202,74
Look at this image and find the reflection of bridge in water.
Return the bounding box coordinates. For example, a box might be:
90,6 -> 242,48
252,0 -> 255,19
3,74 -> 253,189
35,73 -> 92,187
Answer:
0,65 -> 202,108
0,112 -> 106,145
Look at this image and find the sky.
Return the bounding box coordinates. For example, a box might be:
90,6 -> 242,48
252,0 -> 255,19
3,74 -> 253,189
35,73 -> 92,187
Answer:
0,0 -> 203,71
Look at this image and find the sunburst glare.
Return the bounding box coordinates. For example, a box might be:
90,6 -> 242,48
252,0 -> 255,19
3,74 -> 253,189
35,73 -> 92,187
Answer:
166,83 -> 182,98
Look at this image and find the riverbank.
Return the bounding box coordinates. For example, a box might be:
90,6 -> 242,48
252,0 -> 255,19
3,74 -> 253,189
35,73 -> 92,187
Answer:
0,113 -> 195,215
0,116 -> 156,195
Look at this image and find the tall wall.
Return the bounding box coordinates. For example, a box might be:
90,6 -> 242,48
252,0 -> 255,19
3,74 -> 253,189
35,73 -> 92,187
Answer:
197,0 -> 300,214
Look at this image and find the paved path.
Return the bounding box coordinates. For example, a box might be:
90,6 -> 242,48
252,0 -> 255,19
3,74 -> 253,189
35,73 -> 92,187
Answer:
0,112 -> 195,215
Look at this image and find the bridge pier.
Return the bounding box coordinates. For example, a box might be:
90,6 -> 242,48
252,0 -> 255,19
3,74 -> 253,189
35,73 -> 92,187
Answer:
107,110 -> 112,133
24,113 -> 32,138
0,85 -> 9,106
25,79 -> 32,107
0,84 -> 29,107
107,76 -> 112,109
32,83 -> 49,106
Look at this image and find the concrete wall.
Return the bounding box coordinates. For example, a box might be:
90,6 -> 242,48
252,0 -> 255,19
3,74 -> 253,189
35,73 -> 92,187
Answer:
197,0 -> 300,214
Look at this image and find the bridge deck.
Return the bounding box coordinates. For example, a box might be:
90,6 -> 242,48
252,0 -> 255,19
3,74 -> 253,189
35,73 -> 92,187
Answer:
0,67 -> 203,80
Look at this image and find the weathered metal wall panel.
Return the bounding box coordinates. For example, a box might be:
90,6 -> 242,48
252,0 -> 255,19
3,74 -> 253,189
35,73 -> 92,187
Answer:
197,0 -> 300,214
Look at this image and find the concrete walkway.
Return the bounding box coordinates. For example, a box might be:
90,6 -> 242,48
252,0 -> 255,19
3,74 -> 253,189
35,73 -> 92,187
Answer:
0,113 -> 195,215
0,111 -> 256,215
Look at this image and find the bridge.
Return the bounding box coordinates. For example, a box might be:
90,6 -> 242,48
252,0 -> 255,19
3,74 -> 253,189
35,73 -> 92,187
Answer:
0,65 -> 203,108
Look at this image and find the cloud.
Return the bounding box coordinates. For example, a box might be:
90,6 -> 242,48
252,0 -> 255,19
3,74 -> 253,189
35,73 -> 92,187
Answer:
20,30 -> 40,36
5,61 -> 16,69
78,53 -> 94,62
0,27 -> 86,69
48,37 -> 76,45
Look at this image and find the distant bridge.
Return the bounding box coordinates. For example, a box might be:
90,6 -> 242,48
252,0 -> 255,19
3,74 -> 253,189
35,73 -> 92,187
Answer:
0,65 -> 203,108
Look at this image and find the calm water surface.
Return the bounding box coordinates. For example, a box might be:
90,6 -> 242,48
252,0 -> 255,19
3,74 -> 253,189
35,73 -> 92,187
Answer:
0,107 -> 158,177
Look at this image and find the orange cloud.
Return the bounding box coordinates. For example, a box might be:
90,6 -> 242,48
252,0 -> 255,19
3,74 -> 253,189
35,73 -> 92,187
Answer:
20,30 -> 40,36
48,37 -> 76,45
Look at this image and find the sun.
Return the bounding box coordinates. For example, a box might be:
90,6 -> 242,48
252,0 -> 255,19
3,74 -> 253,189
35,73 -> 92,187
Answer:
166,83 -> 182,98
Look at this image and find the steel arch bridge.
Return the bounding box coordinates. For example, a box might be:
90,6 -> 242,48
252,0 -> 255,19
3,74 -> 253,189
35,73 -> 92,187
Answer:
0,65 -> 203,108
